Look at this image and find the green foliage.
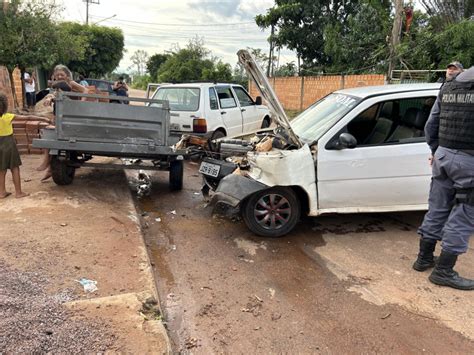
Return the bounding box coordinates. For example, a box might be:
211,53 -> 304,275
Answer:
323,3 -> 391,73
256,0 -> 380,67
147,54 -> 170,81
274,62 -> 297,77
60,22 -> 124,77
131,74 -> 151,90
398,19 -> 474,70
0,0 -> 86,71
156,38 -> 232,83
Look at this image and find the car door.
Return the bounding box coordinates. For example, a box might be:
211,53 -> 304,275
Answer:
215,86 -> 243,136
232,86 -> 261,133
316,92 -> 437,212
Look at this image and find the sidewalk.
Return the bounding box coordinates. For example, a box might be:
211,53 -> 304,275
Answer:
0,155 -> 170,353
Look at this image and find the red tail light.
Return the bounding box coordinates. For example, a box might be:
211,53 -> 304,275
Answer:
193,118 -> 207,133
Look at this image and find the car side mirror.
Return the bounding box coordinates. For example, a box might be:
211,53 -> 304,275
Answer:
334,133 -> 357,150
255,96 -> 262,105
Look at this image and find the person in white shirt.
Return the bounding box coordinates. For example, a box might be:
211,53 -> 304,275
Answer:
23,71 -> 36,110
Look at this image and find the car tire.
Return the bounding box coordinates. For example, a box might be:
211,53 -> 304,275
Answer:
169,160 -> 184,191
51,156 -> 76,186
242,186 -> 300,238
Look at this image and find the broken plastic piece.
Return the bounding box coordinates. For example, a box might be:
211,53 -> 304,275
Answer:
76,278 -> 98,293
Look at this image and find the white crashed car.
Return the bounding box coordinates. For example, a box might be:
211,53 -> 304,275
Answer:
199,50 -> 440,237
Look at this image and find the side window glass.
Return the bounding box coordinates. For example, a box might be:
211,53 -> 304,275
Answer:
386,97 -> 435,143
209,88 -> 219,110
346,104 -> 380,145
233,86 -> 254,107
215,87 -> 237,109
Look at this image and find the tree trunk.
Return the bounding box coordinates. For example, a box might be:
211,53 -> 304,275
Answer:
388,0 -> 404,79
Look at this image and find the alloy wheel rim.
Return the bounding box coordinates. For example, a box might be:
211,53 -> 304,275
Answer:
254,193 -> 291,230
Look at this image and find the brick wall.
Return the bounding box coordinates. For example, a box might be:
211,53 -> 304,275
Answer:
249,74 -> 386,111
0,65 -> 23,109
12,67 -> 23,107
0,66 -> 15,110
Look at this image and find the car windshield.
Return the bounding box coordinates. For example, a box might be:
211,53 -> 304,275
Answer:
291,93 -> 360,143
152,87 -> 200,111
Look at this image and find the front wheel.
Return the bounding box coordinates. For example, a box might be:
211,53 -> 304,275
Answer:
242,187 -> 300,238
51,156 -> 76,185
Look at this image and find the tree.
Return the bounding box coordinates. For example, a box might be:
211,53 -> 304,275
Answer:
202,61 -> 233,82
274,62 -> 297,77
323,2 -> 391,73
156,38 -> 217,82
0,0 -> 86,107
256,0 -> 366,69
398,18 -> 474,70
61,22 -> 124,77
147,53 -> 170,81
130,50 -> 149,76
0,0 -> 86,72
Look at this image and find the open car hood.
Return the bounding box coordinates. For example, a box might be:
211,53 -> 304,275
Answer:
237,49 -> 303,148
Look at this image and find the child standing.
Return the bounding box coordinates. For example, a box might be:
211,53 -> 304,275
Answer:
0,92 -> 29,198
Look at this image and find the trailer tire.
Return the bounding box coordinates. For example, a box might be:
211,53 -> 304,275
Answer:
169,160 -> 183,191
51,156 -> 76,186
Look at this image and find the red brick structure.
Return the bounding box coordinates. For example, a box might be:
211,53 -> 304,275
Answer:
1,65 -> 45,155
249,74 -> 386,111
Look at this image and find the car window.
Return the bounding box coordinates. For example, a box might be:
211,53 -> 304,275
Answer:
152,87 -> 200,111
292,93 -> 360,143
96,81 -> 110,91
209,88 -> 219,110
342,96 -> 436,147
232,86 -> 254,106
215,87 -> 237,109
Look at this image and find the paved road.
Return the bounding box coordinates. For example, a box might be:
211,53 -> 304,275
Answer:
133,162 -> 474,353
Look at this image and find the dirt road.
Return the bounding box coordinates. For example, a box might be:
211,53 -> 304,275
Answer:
136,162 -> 474,353
0,156 -> 169,353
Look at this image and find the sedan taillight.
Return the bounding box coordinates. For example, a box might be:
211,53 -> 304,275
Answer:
193,118 -> 207,133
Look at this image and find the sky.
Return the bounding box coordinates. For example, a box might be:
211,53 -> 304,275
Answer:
59,0 -> 295,74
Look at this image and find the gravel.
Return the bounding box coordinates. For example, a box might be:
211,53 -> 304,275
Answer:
0,260 -> 117,353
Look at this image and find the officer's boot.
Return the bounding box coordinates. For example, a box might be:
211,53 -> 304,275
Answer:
413,238 -> 437,271
429,250 -> 474,290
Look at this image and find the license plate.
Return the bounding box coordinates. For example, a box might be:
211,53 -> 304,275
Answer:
199,161 -> 221,178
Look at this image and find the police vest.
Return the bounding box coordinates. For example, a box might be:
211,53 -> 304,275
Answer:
439,79 -> 474,150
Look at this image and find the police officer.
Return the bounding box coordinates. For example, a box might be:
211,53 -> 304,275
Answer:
413,64 -> 474,290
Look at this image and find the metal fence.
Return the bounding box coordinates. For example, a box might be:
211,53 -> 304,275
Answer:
390,70 -> 446,84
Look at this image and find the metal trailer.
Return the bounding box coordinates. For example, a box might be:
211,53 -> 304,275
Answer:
32,92 -> 188,190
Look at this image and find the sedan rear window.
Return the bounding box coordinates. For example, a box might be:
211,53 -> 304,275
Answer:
153,87 -> 200,111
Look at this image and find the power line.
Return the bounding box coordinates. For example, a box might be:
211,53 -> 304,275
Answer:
88,15 -> 255,27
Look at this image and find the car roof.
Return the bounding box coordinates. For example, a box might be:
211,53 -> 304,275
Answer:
335,83 -> 441,98
158,82 -> 241,88
85,78 -> 112,83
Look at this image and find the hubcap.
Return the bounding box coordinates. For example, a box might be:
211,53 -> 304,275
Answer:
254,193 -> 291,230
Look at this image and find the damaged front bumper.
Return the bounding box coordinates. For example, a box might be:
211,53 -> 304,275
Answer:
210,174 -> 268,208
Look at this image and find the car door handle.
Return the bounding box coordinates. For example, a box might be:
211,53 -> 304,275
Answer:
241,108 -> 246,112
221,111 -> 226,115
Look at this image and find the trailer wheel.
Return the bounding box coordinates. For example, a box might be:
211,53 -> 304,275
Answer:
169,160 -> 183,191
51,156 -> 76,185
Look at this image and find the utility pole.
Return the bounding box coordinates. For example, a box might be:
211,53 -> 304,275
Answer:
84,0 -> 100,25
388,0 -> 404,80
